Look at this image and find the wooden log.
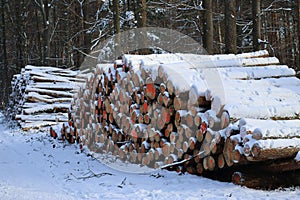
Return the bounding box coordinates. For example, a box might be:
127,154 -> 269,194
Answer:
182,141 -> 189,153
154,130 -> 163,142
26,87 -> 74,98
154,148 -> 163,161
27,92 -> 73,104
223,138 -> 234,167
200,142 -> 211,157
196,163 -> 204,175
193,149 -> 202,163
217,154 -> 225,169
16,113 -> 68,122
218,65 -> 295,80
167,154 -> 178,164
184,125 -> 193,139
174,96 -> 188,111
170,132 -> 178,143
232,170 -> 300,189
203,156 -> 216,171
145,78 -> 157,100
195,129 -> 205,143
23,104 -> 70,115
194,112 -> 205,127
147,148 -> 155,163
247,146 -> 300,162
220,111 -> 230,129
188,137 -> 197,151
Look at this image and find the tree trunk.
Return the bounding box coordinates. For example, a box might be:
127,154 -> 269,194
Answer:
225,0 -> 237,54
140,0 -> 148,54
35,9 -> 43,66
113,0 -> 121,57
133,0 -> 139,26
39,0 -> 50,65
14,1 -> 24,68
52,5 -> 58,66
1,0 -> 7,66
252,0 -> 261,51
296,0 -> 300,71
0,0 -> 6,106
141,0 -> 147,28
203,0 -> 213,54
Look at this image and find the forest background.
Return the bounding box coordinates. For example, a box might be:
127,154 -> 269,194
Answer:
0,0 -> 299,106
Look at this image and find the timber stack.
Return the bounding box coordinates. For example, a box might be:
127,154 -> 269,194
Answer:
8,65 -> 87,130
56,50 -> 300,188
7,50 -> 296,188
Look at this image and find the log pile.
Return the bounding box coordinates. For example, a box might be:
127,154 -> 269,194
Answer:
8,65 -> 87,130
58,50 -> 300,188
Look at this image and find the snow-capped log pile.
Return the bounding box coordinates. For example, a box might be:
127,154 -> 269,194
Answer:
57,50 -> 300,188
62,51 -> 299,174
9,65 -> 87,131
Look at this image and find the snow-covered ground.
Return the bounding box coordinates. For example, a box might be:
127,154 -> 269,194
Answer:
0,112 -> 299,200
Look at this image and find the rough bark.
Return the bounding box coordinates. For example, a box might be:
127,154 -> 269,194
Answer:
113,0 -> 121,57
296,0 -> 300,71
225,0 -> 237,54
203,0 -> 213,54
252,0 -> 261,51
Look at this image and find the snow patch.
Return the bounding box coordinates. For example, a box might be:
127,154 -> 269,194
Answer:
1,115 -> 300,199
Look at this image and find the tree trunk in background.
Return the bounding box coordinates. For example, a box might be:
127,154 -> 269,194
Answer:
14,1 -> 23,68
1,0 -> 7,66
52,5 -> 58,67
0,0 -> 298,73
133,0 -> 139,26
113,0 -> 121,58
296,0 -> 300,71
252,0 -> 261,51
141,0 -> 148,54
40,0 -> 50,65
225,0 -> 237,54
141,0 -> 147,28
204,0 -> 213,54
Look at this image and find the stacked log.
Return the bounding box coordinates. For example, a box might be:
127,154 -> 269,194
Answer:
54,50 -> 300,188
8,65 -> 86,130
61,55 -> 229,174
225,118 -> 300,165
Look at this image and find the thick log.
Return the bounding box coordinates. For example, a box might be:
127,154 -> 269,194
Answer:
203,156 -> 216,171
26,87 -> 74,98
218,65 -> 295,80
174,96 -> 188,111
223,138 -> 234,167
217,154 -> 225,169
21,121 -> 58,131
247,146 -> 300,162
23,103 -> 70,115
232,170 -> 300,189
16,113 -> 68,122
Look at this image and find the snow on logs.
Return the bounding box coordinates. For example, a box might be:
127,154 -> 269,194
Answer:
229,118 -> 300,164
9,65 -> 86,130
63,54 -> 227,174
57,50 -> 300,188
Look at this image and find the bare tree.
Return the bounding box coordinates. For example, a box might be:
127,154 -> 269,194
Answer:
141,0 -> 147,27
0,0 -> 7,66
225,0 -> 237,54
203,0 -> 213,54
296,0 -> 300,71
113,0 -> 121,57
252,0 -> 261,51
35,0 -> 50,65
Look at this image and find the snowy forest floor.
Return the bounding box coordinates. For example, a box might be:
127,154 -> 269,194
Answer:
0,112 -> 300,200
